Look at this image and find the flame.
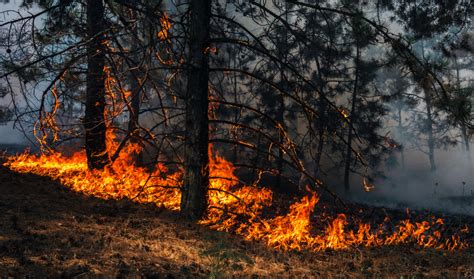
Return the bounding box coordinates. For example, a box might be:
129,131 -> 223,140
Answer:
339,108 -> 350,119
157,13 -> 171,41
362,177 -> 375,192
155,13 -> 174,65
4,143 -> 469,252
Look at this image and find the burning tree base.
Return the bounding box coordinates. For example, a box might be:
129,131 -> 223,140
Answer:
3,149 -> 470,252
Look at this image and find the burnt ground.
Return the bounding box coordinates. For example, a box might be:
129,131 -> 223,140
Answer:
0,164 -> 474,278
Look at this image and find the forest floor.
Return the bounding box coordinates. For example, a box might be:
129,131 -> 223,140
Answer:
1,164 -> 474,278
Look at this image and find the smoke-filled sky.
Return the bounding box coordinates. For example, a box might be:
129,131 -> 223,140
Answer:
352,146 -> 474,215
1,1 -> 26,144
0,0 -> 42,144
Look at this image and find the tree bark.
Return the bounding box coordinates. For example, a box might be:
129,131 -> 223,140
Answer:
397,106 -> 405,169
276,3 -> 289,190
455,58 -> 471,157
344,45 -> 360,193
424,87 -> 436,172
84,0 -> 110,170
419,41 -> 436,172
276,93 -> 285,189
127,7 -> 143,165
313,57 -> 326,177
180,0 -> 212,221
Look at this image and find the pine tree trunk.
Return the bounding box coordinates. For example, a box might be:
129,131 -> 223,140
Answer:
313,57 -> 326,177
276,94 -> 285,189
314,97 -> 326,177
344,45 -> 360,193
419,41 -> 436,172
461,125 -> 471,152
127,8 -> 143,165
276,3 -> 289,190
180,0 -> 212,221
455,59 -> 471,158
424,88 -> 436,172
84,0 -> 110,170
397,107 -> 405,169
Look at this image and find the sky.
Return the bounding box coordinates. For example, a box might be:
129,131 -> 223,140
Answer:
1,0 -> 26,144
0,0 -> 42,144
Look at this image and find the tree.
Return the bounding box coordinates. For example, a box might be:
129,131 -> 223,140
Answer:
180,0 -> 212,220
84,0 -> 110,170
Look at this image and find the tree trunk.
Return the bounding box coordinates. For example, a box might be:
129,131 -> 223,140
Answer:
314,97 -> 326,177
232,52 -> 239,162
313,57 -> 326,177
276,93 -> 285,189
276,3 -> 289,190
84,0 -> 110,170
461,125 -> 470,152
455,58 -> 471,158
397,106 -> 405,169
344,45 -> 360,193
419,41 -> 436,172
424,87 -> 436,172
127,7 -> 143,165
180,0 -> 212,221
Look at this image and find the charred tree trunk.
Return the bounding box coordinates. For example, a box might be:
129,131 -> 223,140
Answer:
397,106 -> 405,169
180,0 -> 212,221
314,98 -> 326,176
276,94 -> 285,189
276,3 -> 289,190
232,53 -> 239,163
454,59 -> 471,158
84,0 -> 110,170
424,87 -> 436,172
343,45 -> 360,193
313,57 -> 326,177
127,8 -> 143,165
419,41 -> 436,172
461,125 -> 470,153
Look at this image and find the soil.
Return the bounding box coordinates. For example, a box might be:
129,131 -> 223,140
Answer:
1,164 -> 473,278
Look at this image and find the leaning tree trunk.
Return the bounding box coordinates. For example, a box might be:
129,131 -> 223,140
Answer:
343,45 -> 360,193
84,0 -> 110,170
180,0 -> 212,220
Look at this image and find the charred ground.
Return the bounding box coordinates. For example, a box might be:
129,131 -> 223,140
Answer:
1,164 -> 473,278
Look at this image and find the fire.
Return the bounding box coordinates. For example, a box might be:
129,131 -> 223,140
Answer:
4,143 -> 469,252
155,13 -> 174,65
157,13 -> 171,41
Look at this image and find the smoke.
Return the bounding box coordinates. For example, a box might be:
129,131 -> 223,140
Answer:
351,141 -> 474,216
0,1 -> 40,148
0,123 -> 27,143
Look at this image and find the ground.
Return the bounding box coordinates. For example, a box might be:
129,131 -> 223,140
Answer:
0,164 -> 473,278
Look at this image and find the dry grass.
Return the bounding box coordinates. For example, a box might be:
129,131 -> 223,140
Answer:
0,165 -> 473,278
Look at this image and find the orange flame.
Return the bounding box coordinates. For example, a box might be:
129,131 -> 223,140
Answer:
155,13 -> 174,65
157,13 -> 171,41
4,143 -> 469,252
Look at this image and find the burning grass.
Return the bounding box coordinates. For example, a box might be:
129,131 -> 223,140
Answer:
1,157 -> 474,277
3,143 -> 471,253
